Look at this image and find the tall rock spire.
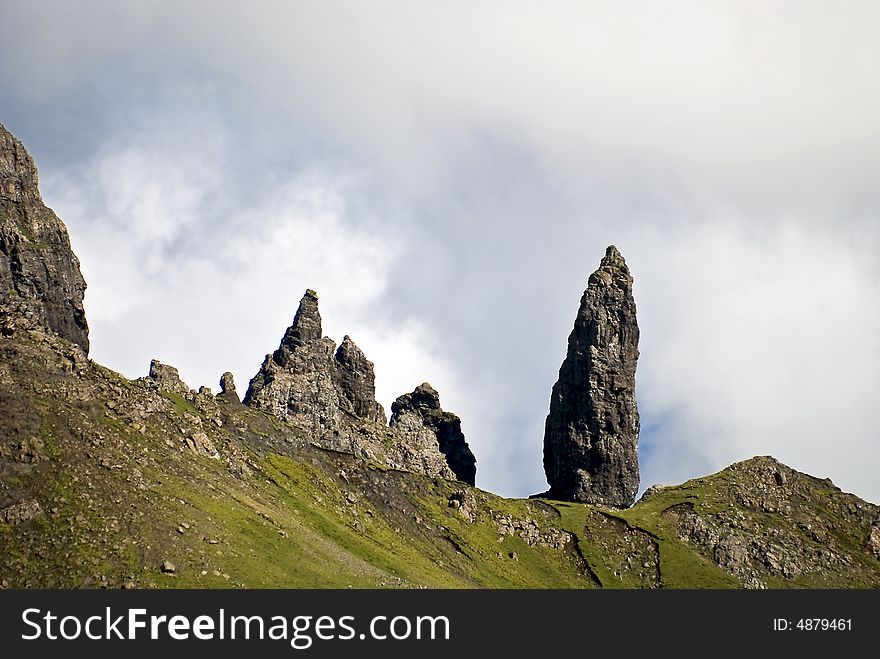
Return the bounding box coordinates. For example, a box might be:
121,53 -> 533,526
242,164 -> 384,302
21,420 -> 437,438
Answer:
279,288 -> 322,351
0,123 -> 89,352
542,245 -> 640,507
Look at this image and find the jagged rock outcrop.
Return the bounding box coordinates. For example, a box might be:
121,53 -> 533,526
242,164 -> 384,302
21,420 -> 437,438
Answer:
542,245 -> 640,507
0,123 -> 88,352
245,290 -> 474,483
145,359 -> 189,395
244,290 -> 360,439
335,335 -> 386,423
390,383 -> 476,485
218,371 -> 241,404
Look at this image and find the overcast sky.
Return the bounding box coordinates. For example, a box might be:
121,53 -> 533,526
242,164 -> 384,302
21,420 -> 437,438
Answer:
2,1 -> 878,503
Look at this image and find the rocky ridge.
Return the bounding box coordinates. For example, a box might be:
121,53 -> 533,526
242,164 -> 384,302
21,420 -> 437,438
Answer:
244,289 -> 475,483
1,122 -> 878,590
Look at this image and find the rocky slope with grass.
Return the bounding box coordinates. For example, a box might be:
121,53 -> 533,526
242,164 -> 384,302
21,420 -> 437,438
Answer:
1,122 -> 878,589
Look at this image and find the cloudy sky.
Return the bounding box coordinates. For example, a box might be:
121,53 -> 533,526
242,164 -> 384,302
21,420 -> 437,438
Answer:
2,1 -> 878,503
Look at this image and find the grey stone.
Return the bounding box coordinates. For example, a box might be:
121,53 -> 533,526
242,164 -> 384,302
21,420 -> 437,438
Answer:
638,484 -> 670,503
542,245 -> 640,507
147,359 -> 189,395
869,522 -> 880,559
278,288 -> 322,351
335,335 -> 386,423
390,383 -> 476,485
218,371 -> 241,404
245,291 -> 475,482
0,123 -> 89,352
184,431 -> 218,458
244,290 -> 355,446
0,499 -> 41,524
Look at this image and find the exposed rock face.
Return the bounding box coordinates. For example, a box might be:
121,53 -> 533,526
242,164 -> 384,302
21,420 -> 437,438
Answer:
869,520 -> 880,560
0,499 -> 41,525
0,123 -> 88,352
245,290 -> 474,483
244,290 -> 358,438
390,383 -> 476,485
218,371 -> 241,404
335,335 -> 385,423
542,245 -> 640,507
146,359 -> 189,395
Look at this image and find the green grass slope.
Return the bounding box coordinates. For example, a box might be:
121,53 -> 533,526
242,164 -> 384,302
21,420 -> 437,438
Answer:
1,330 -> 878,589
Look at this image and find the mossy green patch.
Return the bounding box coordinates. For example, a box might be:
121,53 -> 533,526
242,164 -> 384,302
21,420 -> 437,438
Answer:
160,391 -> 198,416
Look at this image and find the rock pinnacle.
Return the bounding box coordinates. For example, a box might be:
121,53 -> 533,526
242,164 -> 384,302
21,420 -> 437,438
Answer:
542,244 -> 640,507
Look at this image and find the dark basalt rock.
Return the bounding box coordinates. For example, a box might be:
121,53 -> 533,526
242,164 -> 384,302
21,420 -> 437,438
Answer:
0,123 -> 89,352
541,245 -> 640,507
390,383 -> 476,485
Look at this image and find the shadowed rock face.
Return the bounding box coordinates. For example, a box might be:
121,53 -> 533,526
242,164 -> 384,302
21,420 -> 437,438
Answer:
0,123 -> 89,352
335,335 -> 385,423
390,383 -> 477,485
542,245 -> 640,507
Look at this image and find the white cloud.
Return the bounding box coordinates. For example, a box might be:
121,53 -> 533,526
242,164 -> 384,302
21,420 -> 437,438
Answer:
5,1 -> 880,502
630,219 -> 880,500
42,111 -> 450,415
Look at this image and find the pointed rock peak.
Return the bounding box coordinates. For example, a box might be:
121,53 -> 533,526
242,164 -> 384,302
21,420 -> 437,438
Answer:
278,289 -> 322,351
542,244 -> 640,507
412,383 -> 441,409
334,334 -> 384,423
1,122 -> 38,203
590,244 -> 633,290
392,383 -> 442,413
600,244 -> 629,269
336,335 -> 358,357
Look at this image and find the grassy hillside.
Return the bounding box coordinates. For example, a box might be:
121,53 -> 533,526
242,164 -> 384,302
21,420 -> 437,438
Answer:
1,329 -> 878,589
